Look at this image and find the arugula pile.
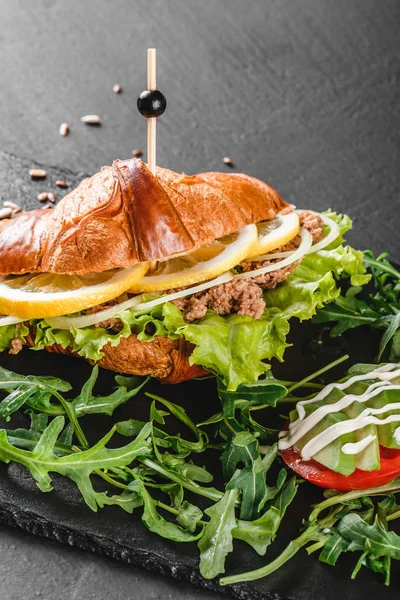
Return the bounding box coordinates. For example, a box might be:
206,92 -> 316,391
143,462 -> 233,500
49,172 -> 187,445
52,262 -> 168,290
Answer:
0,354 -> 400,587
315,251 -> 400,361
0,363 -> 300,577
221,479 -> 400,586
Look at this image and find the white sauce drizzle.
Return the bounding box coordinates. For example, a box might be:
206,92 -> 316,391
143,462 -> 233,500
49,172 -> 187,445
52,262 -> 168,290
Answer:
341,435 -> 377,455
278,364 -> 400,459
394,427 -> 400,446
296,363 -> 399,420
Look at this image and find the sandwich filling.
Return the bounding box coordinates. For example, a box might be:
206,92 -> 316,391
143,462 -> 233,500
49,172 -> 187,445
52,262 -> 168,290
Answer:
0,208 -> 370,390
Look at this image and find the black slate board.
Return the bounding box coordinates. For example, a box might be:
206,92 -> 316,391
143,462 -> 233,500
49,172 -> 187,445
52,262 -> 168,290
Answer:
0,305 -> 399,597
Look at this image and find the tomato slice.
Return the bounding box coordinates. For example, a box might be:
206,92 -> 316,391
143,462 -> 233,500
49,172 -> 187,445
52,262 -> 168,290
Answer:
280,445 -> 400,491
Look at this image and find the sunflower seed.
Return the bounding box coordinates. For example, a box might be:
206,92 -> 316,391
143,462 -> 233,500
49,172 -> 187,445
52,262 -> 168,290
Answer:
37,192 -> 49,202
113,84 -> 121,93
59,123 -> 69,136
29,169 -> 47,179
80,115 -> 101,125
56,180 -> 68,188
41,203 -> 53,210
11,208 -> 23,217
132,149 -> 143,157
223,157 -> 233,166
47,192 -> 56,203
0,207 -> 12,219
3,201 -> 19,210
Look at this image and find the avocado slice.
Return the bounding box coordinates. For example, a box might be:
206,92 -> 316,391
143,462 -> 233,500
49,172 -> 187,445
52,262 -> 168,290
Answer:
368,388 -> 400,449
289,397 -> 357,476
343,400 -> 380,471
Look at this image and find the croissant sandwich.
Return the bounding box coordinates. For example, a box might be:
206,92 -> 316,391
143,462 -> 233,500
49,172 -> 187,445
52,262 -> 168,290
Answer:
0,158 -> 366,390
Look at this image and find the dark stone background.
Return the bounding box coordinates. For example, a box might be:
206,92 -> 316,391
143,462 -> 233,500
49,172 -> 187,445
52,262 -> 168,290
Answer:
0,0 -> 398,599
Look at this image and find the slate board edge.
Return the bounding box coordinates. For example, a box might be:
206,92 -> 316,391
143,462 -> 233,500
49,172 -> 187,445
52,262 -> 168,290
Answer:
0,498 -> 279,600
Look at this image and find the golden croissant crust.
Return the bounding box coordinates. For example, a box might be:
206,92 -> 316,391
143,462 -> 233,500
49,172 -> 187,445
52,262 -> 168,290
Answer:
0,158 -> 287,275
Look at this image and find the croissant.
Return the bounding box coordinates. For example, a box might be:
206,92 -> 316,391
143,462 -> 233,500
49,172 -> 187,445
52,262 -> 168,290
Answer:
0,158 -> 287,274
0,158 -> 289,383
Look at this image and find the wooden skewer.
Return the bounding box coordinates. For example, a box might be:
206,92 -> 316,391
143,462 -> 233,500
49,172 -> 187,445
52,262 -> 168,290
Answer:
147,48 -> 157,176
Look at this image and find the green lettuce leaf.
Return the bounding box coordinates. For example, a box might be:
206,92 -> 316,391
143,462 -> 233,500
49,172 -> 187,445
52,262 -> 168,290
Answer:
0,323 -> 29,353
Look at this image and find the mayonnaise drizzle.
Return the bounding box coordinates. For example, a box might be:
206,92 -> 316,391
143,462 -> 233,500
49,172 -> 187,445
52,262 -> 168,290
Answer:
278,364 -> 400,459
296,364 -> 399,420
394,427 -> 400,446
341,435 -> 377,455
300,410 -> 400,460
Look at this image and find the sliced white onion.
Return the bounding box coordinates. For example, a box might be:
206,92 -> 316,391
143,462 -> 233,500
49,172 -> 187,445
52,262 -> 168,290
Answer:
295,210 -> 340,254
46,272 -> 234,330
306,213 -> 340,254
0,316 -> 25,328
234,228 -> 313,280
251,249 -> 294,261
251,211 -> 341,264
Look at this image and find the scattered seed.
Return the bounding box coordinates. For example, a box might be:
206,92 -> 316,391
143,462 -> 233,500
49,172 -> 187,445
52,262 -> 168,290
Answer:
113,84 -> 121,94
132,149 -> 143,157
223,157 -> 234,166
41,202 -> 53,210
47,192 -> 56,203
56,180 -> 68,188
0,207 -> 12,219
59,123 -> 69,136
3,201 -> 19,210
37,192 -> 49,202
11,208 -> 23,217
29,168 -> 47,179
80,115 -> 101,125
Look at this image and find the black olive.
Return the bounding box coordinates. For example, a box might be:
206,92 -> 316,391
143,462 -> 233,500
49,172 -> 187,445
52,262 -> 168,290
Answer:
137,89 -> 167,118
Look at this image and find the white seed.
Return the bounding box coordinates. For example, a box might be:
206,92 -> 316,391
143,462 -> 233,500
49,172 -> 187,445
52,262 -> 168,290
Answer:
47,192 -> 56,203
3,201 -> 19,209
11,208 -> 23,217
29,169 -> 47,179
80,115 -> 101,125
0,207 -> 12,219
113,84 -> 121,94
59,123 -> 69,136
37,192 -> 49,202
56,180 -> 68,188
223,157 -> 233,166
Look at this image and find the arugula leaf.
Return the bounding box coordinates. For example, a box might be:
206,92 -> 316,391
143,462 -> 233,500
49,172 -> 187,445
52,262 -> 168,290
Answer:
222,431 -> 267,520
0,365 -> 71,420
198,488 -> 239,579
318,529 -> 350,566
176,500 -> 204,532
232,477 -> 297,555
93,489 -> 143,513
0,418 -> 153,510
217,376 -> 287,408
377,312 -> 400,362
338,513 -> 400,560
73,366 -> 149,416
315,250 -> 400,360
128,479 -> 202,542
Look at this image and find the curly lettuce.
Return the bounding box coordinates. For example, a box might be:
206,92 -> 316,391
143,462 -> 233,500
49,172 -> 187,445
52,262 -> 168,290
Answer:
0,212 -> 370,390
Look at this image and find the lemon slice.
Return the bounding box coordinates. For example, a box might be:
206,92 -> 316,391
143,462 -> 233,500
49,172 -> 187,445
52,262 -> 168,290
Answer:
128,224 -> 258,293
0,263 -> 148,319
247,212 -> 300,259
